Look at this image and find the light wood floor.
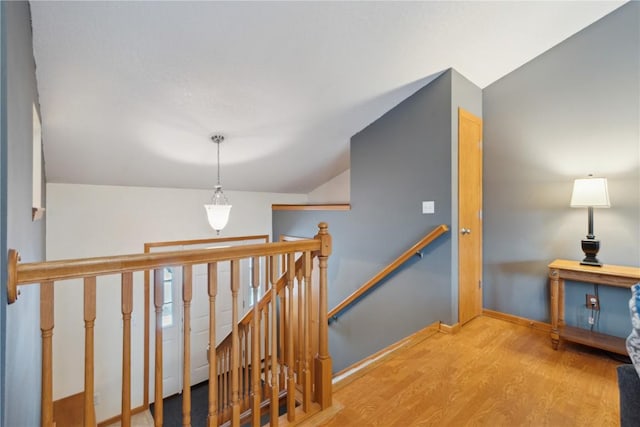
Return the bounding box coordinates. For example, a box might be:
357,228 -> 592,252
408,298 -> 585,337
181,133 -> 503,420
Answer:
310,316 -> 623,426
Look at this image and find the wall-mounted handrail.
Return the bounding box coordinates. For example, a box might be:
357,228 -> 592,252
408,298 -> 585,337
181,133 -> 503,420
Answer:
327,224 -> 449,322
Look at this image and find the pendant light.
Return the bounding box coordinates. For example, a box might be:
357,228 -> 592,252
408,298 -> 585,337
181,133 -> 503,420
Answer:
204,134 -> 231,234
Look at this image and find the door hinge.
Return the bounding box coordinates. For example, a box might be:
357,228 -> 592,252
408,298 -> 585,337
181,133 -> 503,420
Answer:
479,280 -> 482,289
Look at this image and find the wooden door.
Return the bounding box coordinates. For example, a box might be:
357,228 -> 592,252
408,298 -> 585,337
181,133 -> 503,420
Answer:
458,108 -> 483,325
153,245 -> 251,398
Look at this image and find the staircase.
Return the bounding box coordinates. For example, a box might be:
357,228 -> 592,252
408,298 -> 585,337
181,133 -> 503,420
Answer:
6,223 -> 333,427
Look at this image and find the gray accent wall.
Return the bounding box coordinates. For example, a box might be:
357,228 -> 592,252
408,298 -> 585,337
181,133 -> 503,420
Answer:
0,1 -> 7,422
4,1 -> 44,426
273,70 -> 482,372
483,2 -> 640,337
450,71 -> 483,321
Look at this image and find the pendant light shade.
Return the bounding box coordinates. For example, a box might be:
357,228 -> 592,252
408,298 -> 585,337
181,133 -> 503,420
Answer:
204,135 -> 231,234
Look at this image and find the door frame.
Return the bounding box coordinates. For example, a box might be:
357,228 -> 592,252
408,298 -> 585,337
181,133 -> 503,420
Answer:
142,234 -> 269,406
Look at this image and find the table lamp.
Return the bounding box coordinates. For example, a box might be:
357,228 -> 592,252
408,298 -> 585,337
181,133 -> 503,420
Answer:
570,176 -> 610,266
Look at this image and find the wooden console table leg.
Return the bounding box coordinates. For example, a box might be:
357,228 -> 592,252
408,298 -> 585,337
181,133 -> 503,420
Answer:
558,277 -> 565,327
549,268 -> 560,350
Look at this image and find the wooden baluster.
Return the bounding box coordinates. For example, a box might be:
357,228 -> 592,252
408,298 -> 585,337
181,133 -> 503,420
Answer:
182,265 -> 192,427
143,270 -> 150,409
310,256 -> 318,394
223,346 -> 228,415
41,281 -> 54,427
217,354 -> 221,417
227,345 -> 231,416
251,256 -> 261,425
314,223 -> 332,408
207,262 -> 218,427
218,354 -> 223,422
153,268 -> 164,427
278,279 -> 286,389
303,251 -> 312,412
286,252 -> 296,421
121,272 -> 133,427
244,328 -> 249,406
228,346 -> 232,420
262,253 -> 270,399
224,348 -> 228,417
297,266 -> 304,384
230,260 -> 241,427
263,306 -> 270,398
269,256 -> 279,427
239,330 -> 244,407
219,349 -> 223,418
84,277 -> 97,427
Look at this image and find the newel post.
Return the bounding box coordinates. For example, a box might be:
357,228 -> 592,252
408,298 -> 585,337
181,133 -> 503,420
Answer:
7,249 -> 19,304
314,222 -> 332,408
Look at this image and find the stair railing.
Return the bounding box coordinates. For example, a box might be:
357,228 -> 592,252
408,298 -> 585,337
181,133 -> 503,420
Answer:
6,222 -> 332,427
328,224 -> 449,322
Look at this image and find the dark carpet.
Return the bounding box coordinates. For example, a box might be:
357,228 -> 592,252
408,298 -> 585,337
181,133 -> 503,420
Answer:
150,381 -> 210,427
150,381 -> 285,427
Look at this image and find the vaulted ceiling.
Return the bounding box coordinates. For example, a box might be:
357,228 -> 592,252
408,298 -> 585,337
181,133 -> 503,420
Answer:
30,1 -> 625,193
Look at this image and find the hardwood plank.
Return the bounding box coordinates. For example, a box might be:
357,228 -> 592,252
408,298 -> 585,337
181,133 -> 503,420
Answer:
316,316 -> 621,426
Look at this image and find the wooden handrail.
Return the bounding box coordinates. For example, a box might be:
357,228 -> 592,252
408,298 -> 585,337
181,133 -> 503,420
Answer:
272,204 -> 351,211
144,234 -> 269,250
215,256 -> 305,351
7,240 -> 320,301
327,224 -> 449,321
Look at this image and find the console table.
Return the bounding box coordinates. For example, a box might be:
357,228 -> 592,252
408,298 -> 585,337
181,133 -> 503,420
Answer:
548,259 -> 640,355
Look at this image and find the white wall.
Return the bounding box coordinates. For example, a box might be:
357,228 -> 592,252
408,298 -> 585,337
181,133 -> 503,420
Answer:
46,183 -> 306,422
307,169 -> 350,203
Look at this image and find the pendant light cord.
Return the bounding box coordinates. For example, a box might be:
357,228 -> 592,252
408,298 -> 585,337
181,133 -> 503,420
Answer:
212,134 -> 224,187
217,140 -> 221,186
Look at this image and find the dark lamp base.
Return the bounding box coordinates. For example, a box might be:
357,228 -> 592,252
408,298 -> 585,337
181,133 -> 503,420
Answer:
580,239 -> 602,267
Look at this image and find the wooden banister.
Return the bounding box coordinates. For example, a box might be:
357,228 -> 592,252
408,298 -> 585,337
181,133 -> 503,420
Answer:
6,224 -> 332,427
7,240 -> 320,298
215,256 -> 305,352
327,224 -> 449,321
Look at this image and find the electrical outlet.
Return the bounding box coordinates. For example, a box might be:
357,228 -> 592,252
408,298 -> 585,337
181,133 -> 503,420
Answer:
586,294 -> 600,311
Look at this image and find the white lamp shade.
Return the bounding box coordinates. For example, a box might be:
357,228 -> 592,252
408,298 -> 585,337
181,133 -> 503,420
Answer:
570,177 -> 610,208
204,204 -> 232,232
